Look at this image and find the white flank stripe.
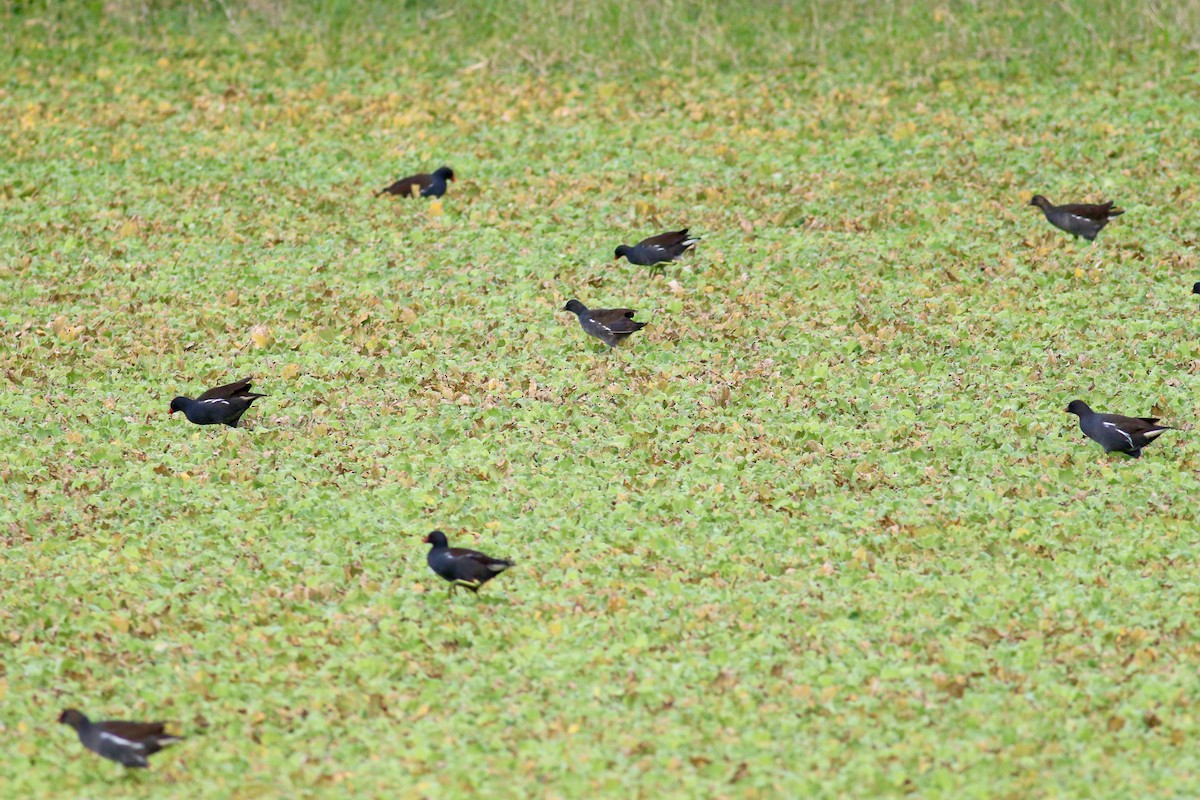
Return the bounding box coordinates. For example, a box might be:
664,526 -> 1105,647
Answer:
1102,421 -> 1134,448
98,730 -> 145,751
200,398 -> 231,405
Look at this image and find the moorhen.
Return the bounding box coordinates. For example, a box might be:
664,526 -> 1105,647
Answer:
376,166 -> 455,198
424,530 -> 513,595
58,708 -> 182,768
1029,195 -> 1123,241
614,229 -> 700,273
1065,399 -> 1174,458
169,377 -> 265,428
562,299 -> 647,349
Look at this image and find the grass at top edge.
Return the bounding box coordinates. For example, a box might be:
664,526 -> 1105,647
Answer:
2,0 -> 1199,84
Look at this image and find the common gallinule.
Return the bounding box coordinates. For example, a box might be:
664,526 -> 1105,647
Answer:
169,377 -> 265,428
376,166 -> 455,198
1192,282 -> 1199,295
424,530 -> 513,595
1065,400 -> 1174,458
1029,195 -> 1123,241
562,299 -> 647,349
58,709 -> 182,768
614,229 -> 701,273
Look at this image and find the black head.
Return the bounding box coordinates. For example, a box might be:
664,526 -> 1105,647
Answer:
168,396 -> 189,415
614,245 -> 631,261
424,530 -> 448,547
1192,282 -> 1200,295
562,299 -> 586,315
433,166 -> 455,182
1064,399 -> 1091,416
1029,194 -> 1049,208
58,709 -> 88,729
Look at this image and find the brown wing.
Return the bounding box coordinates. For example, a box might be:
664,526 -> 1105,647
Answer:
448,547 -> 511,566
198,377 -> 254,401
638,229 -> 690,248
100,720 -> 169,741
1100,413 -> 1165,434
448,549 -> 513,582
1057,201 -> 1122,220
590,308 -> 645,333
379,173 -> 432,197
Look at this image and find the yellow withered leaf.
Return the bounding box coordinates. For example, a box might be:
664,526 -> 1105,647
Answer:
250,325 -> 273,349
892,120 -> 918,141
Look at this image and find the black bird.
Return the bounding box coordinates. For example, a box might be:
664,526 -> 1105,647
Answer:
1065,400 -> 1174,458
562,299 -> 647,349
1192,282 -> 1199,295
424,530 -> 513,595
58,709 -> 182,768
169,377 -> 265,428
1029,195 -> 1123,241
614,229 -> 701,273
376,166 -> 455,198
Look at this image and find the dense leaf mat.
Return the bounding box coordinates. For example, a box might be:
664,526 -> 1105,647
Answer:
2,2 -> 1200,797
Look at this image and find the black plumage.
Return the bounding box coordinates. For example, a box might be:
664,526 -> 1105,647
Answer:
376,166 -> 455,198
58,709 -> 182,768
424,530 -> 513,595
614,229 -> 700,272
1029,195 -> 1123,241
562,299 -> 647,349
169,377 -> 265,428
1065,399 -> 1174,458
